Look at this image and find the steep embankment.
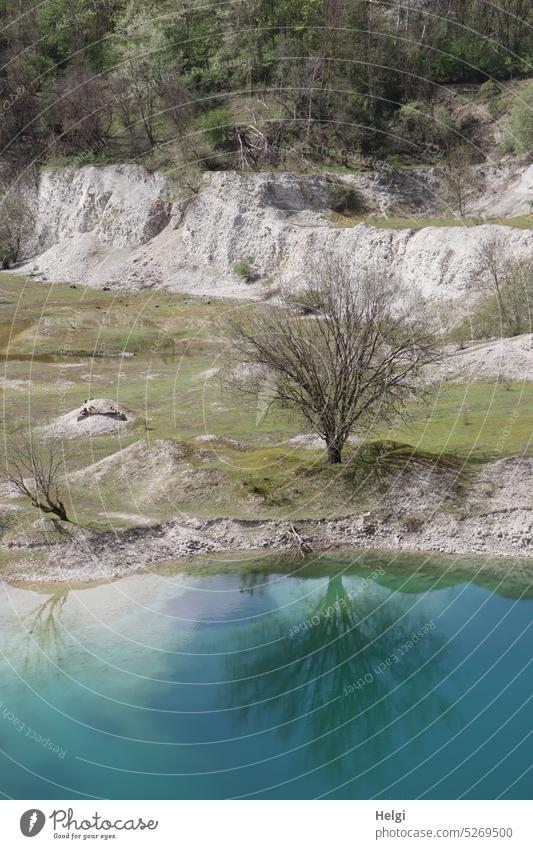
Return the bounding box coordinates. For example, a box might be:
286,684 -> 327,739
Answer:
429,334 -> 533,383
2,436 -> 533,584
11,162 -> 533,299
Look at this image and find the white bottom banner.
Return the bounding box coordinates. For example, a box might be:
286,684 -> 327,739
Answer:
0,800 -> 530,848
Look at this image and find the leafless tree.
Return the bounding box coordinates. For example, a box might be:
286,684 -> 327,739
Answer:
0,193 -> 35,268
46,72 -> 114,154
439,144 -> 479,218
1,436 -> 70,522
226,259 -> 443,464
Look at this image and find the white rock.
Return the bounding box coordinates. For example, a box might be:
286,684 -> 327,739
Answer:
8,164 -> 533,304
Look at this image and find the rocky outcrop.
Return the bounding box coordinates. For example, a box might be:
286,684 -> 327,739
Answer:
9,162 -> 533,300
31,165 -> 172,250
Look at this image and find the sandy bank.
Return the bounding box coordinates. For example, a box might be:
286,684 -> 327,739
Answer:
2,505 -> 533,586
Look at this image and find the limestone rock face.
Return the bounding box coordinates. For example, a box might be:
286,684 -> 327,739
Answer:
9,163 -> 533,301
31,165 -> 172,251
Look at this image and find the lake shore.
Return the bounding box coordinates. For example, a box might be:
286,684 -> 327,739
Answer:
3,506 -> 533,585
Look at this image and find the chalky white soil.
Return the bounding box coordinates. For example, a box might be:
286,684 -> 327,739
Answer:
36,398 -> 135,439
10,163 -> 533,304
430,335 -> 533,384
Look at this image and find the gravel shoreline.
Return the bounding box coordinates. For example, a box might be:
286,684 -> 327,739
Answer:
3,508 -> 533,585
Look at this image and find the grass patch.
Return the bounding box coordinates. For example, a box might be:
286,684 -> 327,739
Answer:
330,213 -> 533,231
2,275 -> 533,531
342,440 -> 468,491
385,382 -> 533,460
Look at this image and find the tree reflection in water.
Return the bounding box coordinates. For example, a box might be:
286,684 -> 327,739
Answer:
225,571 -> 451,789
23,589 -> 70,669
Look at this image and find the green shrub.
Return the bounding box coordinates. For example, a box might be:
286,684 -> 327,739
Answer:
427,35 -> 510,83
394,100 -> 456,153
285,286 -> 325,315
452,290 -> 533,341
502,85 -> 533,154
384,153 -> 403,174
196,107 -> 233,148
233,258 -> 254,280
245,477 -> 290,506
326,183 -> 364,214
479,79 -> 502,100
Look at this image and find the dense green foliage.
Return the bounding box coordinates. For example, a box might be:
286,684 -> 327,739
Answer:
502,82 -> 533,153
443,234 -> 533,342
0,0 -> 532,169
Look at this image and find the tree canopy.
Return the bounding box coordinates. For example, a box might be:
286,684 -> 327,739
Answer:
226,260 -> 442,463
0,0 -> 531,168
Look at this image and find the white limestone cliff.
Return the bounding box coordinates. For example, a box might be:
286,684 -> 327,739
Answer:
8,162 -> 533,301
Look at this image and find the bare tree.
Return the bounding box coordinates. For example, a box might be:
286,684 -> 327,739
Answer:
226,260 -> 442,464
0,193 -> 35,268
1,436 -> 70,522
439,144 -> 479,218
46,72 -> 114,154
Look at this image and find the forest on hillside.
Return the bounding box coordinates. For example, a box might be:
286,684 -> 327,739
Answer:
1,0 -> 532,170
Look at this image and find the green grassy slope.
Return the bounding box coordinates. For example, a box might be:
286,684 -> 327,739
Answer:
1,275 -> 531,533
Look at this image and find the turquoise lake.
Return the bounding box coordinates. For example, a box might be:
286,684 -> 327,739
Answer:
0,553 -> 531,799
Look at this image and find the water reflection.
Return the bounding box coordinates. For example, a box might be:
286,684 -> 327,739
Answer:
23,589 -> 70,669
2,561 -> 531,799
224,573 -> 449,789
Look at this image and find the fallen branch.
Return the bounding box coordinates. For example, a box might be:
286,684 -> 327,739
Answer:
285,523 -> 314,556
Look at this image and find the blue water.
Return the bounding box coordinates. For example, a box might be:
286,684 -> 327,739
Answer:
0,554 -> 531,799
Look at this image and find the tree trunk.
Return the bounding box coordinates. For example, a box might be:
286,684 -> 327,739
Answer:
33,499 -> 69,522
54,503 -> 69,522
327,444 -> 342,464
